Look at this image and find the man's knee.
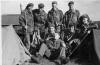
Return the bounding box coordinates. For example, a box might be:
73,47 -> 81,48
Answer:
60,47 -> 66,58
38,43 -> 48,56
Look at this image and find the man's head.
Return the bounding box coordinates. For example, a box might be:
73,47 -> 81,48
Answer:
52,1 -> 58,10
69,25 -> 75,33
81,14 -> 90,25
26,3 -> 34,10
49,24 -> 55,33
38,3 -> 44,11
68,1 -> 74,10
55,33 -> 60,40
83,17 -> 89,25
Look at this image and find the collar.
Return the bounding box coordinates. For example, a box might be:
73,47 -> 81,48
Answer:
51,8 -> 59,12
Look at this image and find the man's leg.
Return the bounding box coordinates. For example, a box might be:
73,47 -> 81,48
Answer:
37,43 -> 48,56
60,47 -> 66,58
26,33 -> 31,50
60,47 -> 69,64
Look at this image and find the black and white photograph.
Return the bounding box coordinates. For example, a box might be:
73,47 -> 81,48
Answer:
1,0 -> 100,65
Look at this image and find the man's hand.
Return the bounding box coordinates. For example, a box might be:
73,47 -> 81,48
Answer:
25,25 -> 28,29
37,35 -> 41,39
62,43 -> 66,48
69,39 -> 80,45
87,31 -> 91,34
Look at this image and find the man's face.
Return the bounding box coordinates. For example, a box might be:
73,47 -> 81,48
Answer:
70,26 -> 75,32
50,27 -> 55,33
28,6 -> 33,10
39,8 -> 44,11
69,4 -> 74,10
83,18 -> 89,25
52,4 -> 57,10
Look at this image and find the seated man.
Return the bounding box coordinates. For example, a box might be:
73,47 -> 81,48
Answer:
63,24 -> 80,44
76,14 -> 98,60
36,24 -> 67,63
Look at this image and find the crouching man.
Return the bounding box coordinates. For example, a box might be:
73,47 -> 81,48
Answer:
36,24 -> 67,64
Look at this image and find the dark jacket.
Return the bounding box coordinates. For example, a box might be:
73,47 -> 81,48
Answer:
63,9 -> 80,29
47,8 -> 63,27
63,29 -> 80,43
45,33 -> 64,49
19,9 -> 34,34
32,9 -> 47,31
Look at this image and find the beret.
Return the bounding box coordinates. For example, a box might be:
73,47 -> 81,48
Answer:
69,24 -> 75,27
68,1 -> 74,5
49,24 -> 55,28
52,1 -> 57,4
81,14 -> 89,18
38,3 -> 44,8
27,3 -> 34,7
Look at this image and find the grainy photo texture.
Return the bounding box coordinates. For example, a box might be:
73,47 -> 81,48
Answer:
1,0 -> 100,65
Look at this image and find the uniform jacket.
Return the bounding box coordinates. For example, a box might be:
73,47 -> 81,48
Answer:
19,9 -> 34,33
78,23 -> 98,40
47,8 -> 63,27
32,9 -> 47,30
63,29 -> 80,43
63,9 -> 80,28
45,33 -> 64,49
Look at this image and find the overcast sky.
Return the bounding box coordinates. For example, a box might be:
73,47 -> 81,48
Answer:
1,0 -> 100,21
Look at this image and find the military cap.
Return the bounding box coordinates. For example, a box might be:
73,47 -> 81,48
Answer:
49,24 -> 55,28
27,3 -> 34,7
69,24 -> 75,27
68,1 -> 74,5
38,3 -> 44,8
52,1 -> 57,4
81,14 -> 89,18
26,3 -> 34,9
79,14 -> 90,22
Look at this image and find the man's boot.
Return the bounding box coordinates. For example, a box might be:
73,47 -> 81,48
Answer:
31,55 -> 41,63
61,56 -> 70,64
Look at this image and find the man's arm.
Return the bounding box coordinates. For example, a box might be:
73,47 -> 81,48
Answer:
47,11 -> 52,26
19,11 -> 26,27
76,10 -> 80,24
61,41 -> 66,47
59,10 -> 63,25
63,12 -> 68,29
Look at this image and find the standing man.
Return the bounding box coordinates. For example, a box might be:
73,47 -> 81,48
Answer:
63,1 -> 80,29
33,3 -> 47,39
47,1 -> 63,33
19,3 -> 34,50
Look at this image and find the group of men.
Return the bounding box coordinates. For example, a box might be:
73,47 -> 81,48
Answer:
19,1 -> 97,64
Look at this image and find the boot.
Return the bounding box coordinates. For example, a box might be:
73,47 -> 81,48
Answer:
31,55 -> 41,63
61,56 -> 70,64
54,58 -> 61,65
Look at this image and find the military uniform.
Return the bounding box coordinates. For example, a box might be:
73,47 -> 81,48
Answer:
37,32 -> 66,59
63,9 -> 80,29
19,9 -> 34,34
64,29 -> 77,42
19,8 -> 34,49
47,8 -> 63,32
32,9 -> 47,39
76,19 -> 98,61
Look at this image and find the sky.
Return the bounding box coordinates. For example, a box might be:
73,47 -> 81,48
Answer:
1,0 -> 100,21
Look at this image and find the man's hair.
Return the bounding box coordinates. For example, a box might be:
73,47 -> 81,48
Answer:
78,14 -> 91,26
52,1 -> 57,5
38,3 -> 44,8
26,3 -> 34,9
68,1 -> 74,6
80,14 -> 91,22
69,24 -> 75,28
49,24 -> 55,28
